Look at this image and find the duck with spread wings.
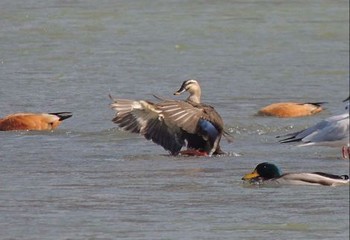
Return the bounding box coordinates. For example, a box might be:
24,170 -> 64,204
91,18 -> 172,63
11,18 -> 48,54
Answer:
110,79 -> 233,156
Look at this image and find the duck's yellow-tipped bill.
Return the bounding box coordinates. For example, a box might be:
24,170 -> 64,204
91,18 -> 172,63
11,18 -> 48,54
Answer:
242,169 -> 260,180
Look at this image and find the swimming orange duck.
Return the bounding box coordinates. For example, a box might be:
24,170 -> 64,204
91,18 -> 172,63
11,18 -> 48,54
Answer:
257,102 -> 326,118
0,112 -> 72,131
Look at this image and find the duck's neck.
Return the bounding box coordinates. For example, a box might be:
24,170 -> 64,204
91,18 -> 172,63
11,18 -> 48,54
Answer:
187,88 -> 201,104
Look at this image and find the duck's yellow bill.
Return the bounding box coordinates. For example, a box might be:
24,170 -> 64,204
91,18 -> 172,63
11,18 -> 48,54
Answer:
242,170 -> 260,180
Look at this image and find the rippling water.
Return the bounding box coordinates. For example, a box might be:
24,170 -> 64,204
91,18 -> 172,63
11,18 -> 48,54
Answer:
0,0 -> 349,239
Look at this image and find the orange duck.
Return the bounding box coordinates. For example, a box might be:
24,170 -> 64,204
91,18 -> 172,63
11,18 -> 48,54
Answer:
0,112 -> 72,131
257,102 -> 325,118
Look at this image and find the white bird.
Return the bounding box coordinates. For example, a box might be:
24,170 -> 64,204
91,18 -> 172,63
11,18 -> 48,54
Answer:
278,97 -> 350,158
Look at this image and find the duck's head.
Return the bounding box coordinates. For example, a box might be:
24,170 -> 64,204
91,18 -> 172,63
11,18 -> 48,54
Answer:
174,79 -> 201,103
242,162 -> 282,181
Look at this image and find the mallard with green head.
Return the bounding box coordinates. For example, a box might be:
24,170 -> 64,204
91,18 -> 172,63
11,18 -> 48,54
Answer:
242,162 -> 349,186
110,79 -> 233,156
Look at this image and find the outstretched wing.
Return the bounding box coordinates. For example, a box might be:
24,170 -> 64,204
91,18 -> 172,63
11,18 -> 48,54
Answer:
110,98 -> 185,155
156,101 -> 203,133
110,97 -> 225,155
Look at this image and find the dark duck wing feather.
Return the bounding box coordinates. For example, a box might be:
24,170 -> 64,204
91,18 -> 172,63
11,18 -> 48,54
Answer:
111,99 -> 186,155
157,100 -> 225,155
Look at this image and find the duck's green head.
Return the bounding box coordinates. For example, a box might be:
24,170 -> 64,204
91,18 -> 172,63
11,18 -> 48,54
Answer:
242,162 -> 282,181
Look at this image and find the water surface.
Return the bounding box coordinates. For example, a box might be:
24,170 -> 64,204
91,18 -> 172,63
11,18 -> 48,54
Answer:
0,0 -> 349,239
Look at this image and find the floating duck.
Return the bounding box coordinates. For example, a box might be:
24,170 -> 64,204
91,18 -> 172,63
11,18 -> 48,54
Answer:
242,162 -> 349,186
110,79 -> 233,156
257,102 -> 325,118
277,99 -> 349,158
0,112 -> 72,131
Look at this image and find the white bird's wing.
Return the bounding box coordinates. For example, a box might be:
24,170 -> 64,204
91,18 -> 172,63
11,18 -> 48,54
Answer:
279,112 -> 349,144
300,115 -> 349,146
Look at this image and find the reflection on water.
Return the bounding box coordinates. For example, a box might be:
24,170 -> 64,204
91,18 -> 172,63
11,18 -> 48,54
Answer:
0,0 -> 349,239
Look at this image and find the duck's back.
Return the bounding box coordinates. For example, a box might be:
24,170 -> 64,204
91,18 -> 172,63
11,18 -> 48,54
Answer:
0,113 -> 61,131
258,102 -> 323,118
276,172 -> 349,186
186,101 -> 224,131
